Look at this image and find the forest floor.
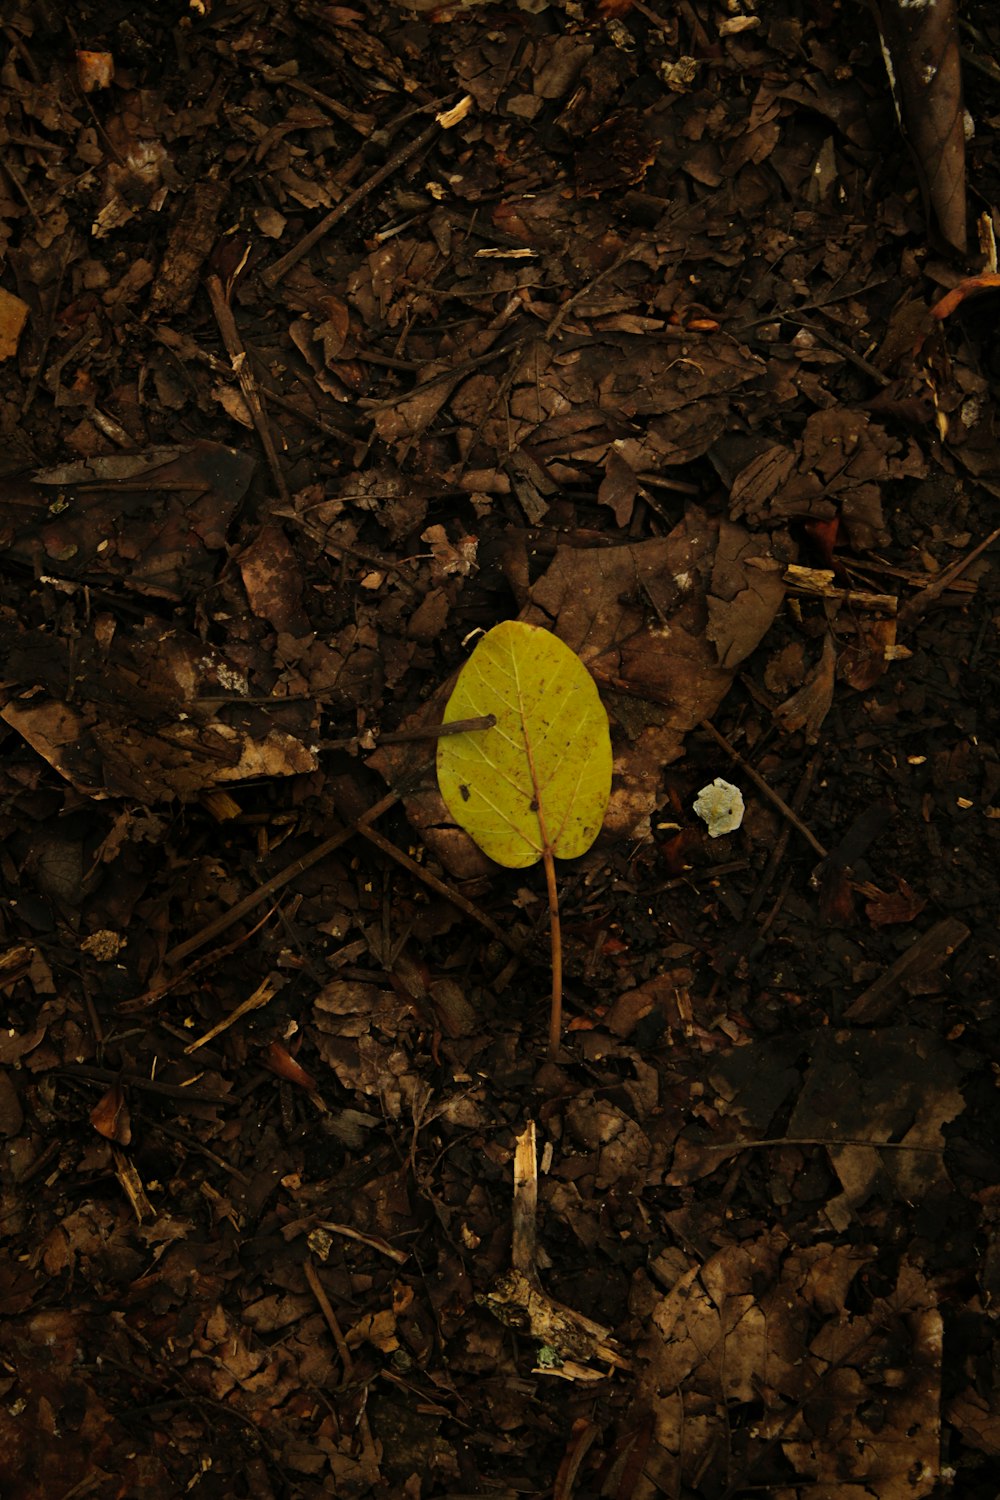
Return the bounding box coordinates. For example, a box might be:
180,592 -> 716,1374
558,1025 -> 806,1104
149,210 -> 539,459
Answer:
1,1 -> 1000,1497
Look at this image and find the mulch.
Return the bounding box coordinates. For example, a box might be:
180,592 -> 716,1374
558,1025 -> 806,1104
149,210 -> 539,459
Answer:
1,1 -> 1000,1496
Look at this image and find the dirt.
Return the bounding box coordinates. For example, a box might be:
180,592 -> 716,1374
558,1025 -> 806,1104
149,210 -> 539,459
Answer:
1,1 -> 1000,1497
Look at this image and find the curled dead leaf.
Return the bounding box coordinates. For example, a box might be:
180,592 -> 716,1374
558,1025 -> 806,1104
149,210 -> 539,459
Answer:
90,1081 -> 131,1145
774,634 -> 837,742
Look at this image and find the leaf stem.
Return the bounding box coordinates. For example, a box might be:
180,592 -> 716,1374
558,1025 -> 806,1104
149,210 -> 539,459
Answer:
543,845 -> 562,1060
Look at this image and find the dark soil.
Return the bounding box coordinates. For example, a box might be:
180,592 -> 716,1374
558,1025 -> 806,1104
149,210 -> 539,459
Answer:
1,1 -> 1000,1497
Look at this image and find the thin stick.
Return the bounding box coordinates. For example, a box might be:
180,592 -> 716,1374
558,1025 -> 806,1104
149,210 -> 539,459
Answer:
164,783 -> 403,966
152,1119 -> 251,1186
543,846 -> 562,1061
261,113 -> 445,290
314,1221 -> 408,1266
118,902 -> 279,1013
303,1258 -> 377,1459
704,1134 -> 945,1153
205,273 -> 289,504
183,973 -> 280,1054
356,822 -> 516,950
257,65 -> 376,135
57,1067 -> 232,1105
303,1257 -> 354,1379
897,524 -> 1000,628
317,714 -> 495,751
362,335 -> 527,414
699,718 -> 827,858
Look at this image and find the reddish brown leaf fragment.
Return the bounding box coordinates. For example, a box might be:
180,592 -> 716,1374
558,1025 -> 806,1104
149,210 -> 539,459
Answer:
814,861 -> 856,927
930,272 -> 1000,322
866,877 -> 927,927
553,1418 -> 599,1500
803,516 -> 840,571
839,617 -> 900,691
0,286 -> 30,360
76,50 -> 114,93
656,827 -> 700,878
265,1041 -> 317,1092
90,1080 -> 131,1145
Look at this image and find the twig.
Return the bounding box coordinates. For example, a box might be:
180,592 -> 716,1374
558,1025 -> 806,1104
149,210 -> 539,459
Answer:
362,335 -> 528,415
704,752 -> 822,993
781,314 -> 891,386
0,153 -> 40,224
543,848 -> 563,1061
783,564 -> 898,613
356,822 -> 516,950
57,1067 -> 233,1105
113,1147 -> 156,1223
276,508 -> 424,594
844,916 -> 969,1023
318,714 -> 495,751
303,1258 -> 377,1460
261,111 -> 448,290
205,273 -> 289,503
387,714 -> 496,739
164,783 -> 405,967
257,65 -> 376,135
699,719 -> 827,858
456,238 -> 649,476
118,902 -> 279,1013
20,239 -> 73,417
18,1139 -> 62,1185
150,323 -> 360,443
546,238 -> 644,342
896,525 -> 1000,629
312,1221 -> 408,1266
303,1257 -> 355,1379
257,384 -> 359,444
153,1118 -> 251,1186
683,1133 -> 947,1160
747,752 -> 822,922
184,973 -> 281,1054
483,1121 -> 629,1372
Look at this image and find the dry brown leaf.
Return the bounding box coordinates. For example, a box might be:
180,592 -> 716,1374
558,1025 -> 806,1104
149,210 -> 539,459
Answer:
839,616 -> 899,690
90,1081 -> 131,1145
872,0 -> 966,252
930,271 -> 1000,321
597,450 -> 639,526
637,1231 -> 942,1497
773,632 -> 837,741
866,877 -> 928,927
238,523 -> 310,634
0,286 -> 30,360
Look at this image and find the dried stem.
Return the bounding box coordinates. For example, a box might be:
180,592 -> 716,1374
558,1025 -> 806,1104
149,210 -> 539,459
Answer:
543,845 -> 562,1060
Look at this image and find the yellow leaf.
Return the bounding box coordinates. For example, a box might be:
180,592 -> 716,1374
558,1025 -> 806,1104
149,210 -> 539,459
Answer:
437,621 -> 612,869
